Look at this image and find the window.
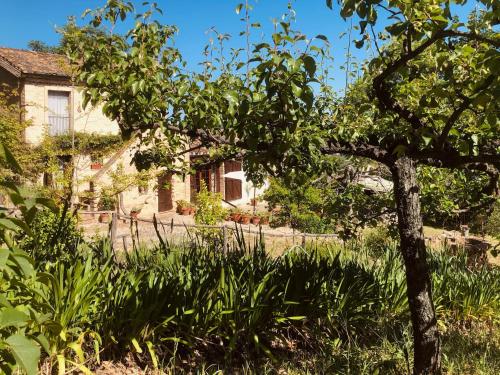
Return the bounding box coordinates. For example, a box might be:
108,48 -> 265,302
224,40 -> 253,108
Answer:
48,90 -> 70,135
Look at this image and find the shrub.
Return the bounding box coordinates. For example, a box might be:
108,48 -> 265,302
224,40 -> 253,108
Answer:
484,200 -> 500,239
363,225 -> 397,258
194,181 -> 226,225
19,207 -> 83,265
98,189 -> 116,211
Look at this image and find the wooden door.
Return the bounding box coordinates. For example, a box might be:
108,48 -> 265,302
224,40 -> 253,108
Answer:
158,173 -> 173,212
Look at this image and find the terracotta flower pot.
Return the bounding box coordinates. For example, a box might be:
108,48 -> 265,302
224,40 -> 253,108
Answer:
130,211 -> 139,219
231,213 -> 242,222
251,216 -> 261,225
98,212 -> 109,223
91,162 -> 103,170
240,215 -> 251,224
190,207 -> 196,215
181,207 -> 190,215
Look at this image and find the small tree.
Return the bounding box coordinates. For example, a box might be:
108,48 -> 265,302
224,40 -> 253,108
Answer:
65,1 -> 499,373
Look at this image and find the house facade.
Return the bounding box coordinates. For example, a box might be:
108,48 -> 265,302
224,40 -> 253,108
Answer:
0,47 -> 262,216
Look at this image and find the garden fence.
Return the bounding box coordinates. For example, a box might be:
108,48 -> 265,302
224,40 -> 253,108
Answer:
77,210 -> 340,254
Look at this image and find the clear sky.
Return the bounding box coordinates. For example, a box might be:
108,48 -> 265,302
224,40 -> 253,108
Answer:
0,1 -> 477,91
0,1 -> 363,90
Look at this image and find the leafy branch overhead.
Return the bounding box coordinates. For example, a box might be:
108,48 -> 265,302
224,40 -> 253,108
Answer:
64,1 -> 498,373
65,1 -> 498,177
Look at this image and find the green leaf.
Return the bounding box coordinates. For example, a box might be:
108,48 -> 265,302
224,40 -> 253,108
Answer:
5,334 -> 40,375
224,91 -> 239,106
235,3 -> 243,15
146,341 -> 158,368
0,218 -> 20,232
131,338 -> 143,353
291,83 -> 303,98
131,81 -> 140,96
303,55 -> 316,77
0,308 -> 30,329
0,144 -> 22,174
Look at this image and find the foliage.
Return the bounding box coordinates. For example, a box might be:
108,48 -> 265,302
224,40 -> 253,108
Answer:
98,189 -> 116,211
11,230 -> 499,373
194,181 -> 226,225
64,1 -> 499,372
106,162 -> 153,197
18,207 -> 83,265
0,89 -> 37,182
419,166 -> 492,227
0,144 -> 57,375
363,225 -> 398,258
264,172 -> 393,236
43,132 -> 124,162
484,200 -> 500,239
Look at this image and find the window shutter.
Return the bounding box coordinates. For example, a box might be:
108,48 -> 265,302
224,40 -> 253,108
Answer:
224,160 -> 242,173
48,91 -> 70,135
223,160 -> 242,201
225,178 -> 242,201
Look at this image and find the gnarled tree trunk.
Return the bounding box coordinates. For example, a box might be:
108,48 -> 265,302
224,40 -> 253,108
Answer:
391,156 -> 441,375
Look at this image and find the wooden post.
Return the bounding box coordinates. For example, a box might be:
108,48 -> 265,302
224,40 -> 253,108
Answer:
301,234 -> 306,248
122,236 -> 127,252
111,212 -> 117,248
222,225 -> 228,253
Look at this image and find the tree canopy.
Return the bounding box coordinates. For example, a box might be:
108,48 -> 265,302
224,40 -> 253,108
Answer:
63,1 -> 499,373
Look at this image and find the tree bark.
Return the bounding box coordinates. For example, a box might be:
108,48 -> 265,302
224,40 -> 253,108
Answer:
391,157 -> 441,375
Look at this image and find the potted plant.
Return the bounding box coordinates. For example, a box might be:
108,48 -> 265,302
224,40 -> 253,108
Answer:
176,200 -> 191,215
251,214 -> 261,225
189,204 -> 196,215
98,191 -> 116,223
230,207 -> 242,222
259,212 -> 270,225
240,211 -> 251,224
130,206 -> 141,219
90,156 -> 104,170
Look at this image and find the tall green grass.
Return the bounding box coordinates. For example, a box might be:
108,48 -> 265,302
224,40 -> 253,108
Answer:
30,232 -> 499,373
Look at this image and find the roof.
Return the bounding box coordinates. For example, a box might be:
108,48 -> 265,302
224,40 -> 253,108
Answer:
0,47 -> 70,78
356,174 -> 393,193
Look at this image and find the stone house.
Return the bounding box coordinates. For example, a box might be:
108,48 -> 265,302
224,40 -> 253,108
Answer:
0,47 -> 263,216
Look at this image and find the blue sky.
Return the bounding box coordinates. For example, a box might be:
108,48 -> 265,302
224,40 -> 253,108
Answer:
0,1 -> 477,91
0,1 -> 365,90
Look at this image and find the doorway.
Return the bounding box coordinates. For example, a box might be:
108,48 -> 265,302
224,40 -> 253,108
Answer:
158,173 -> 173,212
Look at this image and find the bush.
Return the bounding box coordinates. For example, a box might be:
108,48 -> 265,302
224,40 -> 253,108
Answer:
98,189 -> 116,211
19,207 -> 83,265
485,200 -> 500,239
289,208 -> 328,233
194,181 -> 226,225
363,225 -> 397,258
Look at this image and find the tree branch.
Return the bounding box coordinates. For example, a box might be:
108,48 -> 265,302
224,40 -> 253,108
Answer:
441,30 -> 500,48
436,75 -> 495,149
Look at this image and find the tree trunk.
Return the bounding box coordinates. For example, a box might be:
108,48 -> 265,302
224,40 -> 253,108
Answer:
391,157 -> 441,375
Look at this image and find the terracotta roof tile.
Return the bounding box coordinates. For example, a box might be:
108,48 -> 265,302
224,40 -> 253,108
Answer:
0,47 -> 70,77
